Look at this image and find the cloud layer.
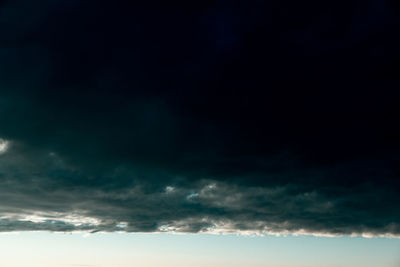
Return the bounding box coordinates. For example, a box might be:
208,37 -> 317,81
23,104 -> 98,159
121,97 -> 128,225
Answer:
0,1 -> 400,236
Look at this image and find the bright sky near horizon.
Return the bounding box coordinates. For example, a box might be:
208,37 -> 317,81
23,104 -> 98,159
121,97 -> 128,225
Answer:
0,232 -> 399,267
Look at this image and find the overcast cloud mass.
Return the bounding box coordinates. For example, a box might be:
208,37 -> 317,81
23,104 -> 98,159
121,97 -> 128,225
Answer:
0,1 -> 400,236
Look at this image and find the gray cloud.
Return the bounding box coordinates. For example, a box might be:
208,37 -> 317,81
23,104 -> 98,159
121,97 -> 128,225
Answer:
0,142 -> 399,236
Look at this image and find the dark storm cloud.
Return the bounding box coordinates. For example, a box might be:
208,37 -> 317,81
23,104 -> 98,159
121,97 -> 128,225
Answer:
0,1 -> 399,236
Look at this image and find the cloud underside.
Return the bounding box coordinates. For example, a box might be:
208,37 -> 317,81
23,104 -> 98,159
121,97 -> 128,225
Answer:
1,1 -> 400,236
0,144 -> 398,237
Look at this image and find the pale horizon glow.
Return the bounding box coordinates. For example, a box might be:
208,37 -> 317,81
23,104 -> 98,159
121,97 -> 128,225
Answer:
0,232 -> 399,267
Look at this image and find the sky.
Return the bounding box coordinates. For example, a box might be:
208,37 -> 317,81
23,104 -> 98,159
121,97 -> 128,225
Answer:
1,232 -> 400,267
0,1 -> 400,266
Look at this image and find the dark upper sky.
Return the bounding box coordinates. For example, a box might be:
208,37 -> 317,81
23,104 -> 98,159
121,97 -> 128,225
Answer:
0,1 -> 399,236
